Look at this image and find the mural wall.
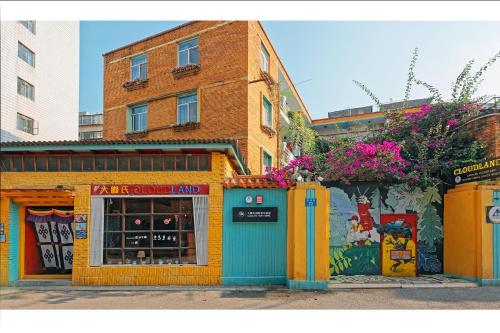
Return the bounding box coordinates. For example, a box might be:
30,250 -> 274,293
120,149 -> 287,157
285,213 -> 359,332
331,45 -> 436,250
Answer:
326,182 -> 443,277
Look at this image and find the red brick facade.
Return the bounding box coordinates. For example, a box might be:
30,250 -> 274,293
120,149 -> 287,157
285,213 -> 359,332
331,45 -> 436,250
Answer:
102,21 -> 307,174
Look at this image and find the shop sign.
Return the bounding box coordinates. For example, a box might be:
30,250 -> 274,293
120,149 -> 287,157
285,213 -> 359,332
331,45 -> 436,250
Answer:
451,157 -> 500,185
91,184 -> 209,196
75,214 -> 88,239
486,206 -> 500,224
232,207 -> 278,222
256,195 -> 263,204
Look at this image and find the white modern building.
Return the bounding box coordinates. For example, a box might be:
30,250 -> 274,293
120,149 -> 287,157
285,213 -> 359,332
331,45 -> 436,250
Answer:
1,21 -> 79,142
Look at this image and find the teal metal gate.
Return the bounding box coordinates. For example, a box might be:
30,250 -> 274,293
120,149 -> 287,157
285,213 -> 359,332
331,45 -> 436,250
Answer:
222,188 -> 287,285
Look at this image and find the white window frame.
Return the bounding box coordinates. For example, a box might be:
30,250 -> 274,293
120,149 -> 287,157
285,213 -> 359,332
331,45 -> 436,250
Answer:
18,42 -> 35,67
262,95 -> 273,127
17,77 -> 34,100
131,105 -> 147,132
130,54 -> 148,81
17,113 -> 36,134
19,21 -> 36,34
178,37 -> 199,67
260,43 -> 270,72
177,93 -> 198,125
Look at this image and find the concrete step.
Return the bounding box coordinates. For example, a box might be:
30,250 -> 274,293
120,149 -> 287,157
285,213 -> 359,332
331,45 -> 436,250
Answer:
10,279 -> 72,287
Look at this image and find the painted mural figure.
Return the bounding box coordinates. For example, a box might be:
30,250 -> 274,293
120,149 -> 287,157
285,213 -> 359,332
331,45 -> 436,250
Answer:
380,220 -> 415,273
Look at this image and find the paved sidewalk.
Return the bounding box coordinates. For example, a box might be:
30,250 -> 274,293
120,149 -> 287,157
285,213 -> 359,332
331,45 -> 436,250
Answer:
1,285 -> 499,309
329,274 -> 477,289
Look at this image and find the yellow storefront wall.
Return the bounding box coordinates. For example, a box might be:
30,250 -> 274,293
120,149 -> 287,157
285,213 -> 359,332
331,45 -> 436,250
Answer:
0,152 -> 233,286
444,181 -> 498,282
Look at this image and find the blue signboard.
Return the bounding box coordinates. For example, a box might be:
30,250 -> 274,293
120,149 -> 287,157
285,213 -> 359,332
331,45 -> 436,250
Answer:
305,198 -> 317,207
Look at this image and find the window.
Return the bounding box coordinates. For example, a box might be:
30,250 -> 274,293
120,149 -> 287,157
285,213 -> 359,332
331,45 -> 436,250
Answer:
262,95 -> 273,127
177,93 -> 198,125
17,77 -> 34,100
79,114 -> 103,125
16,113 -> 36,134
260,43 -> 270,72
130,105 -> 147,132
0,154 -> 211,172
263,150 -> 273,174
79,131 -> 103,140
178,38 -> 199,66
131,54 -> 147,80
18,42 -> 35,66
103,197 -> 197,265
19,21 -> 35,34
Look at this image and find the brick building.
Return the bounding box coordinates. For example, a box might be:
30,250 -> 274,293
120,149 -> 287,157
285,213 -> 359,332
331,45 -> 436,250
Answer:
102,21 -> 310,175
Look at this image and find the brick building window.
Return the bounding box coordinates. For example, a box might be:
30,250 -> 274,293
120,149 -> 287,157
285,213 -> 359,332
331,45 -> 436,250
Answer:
18,42 -> 35,67
177,93 -> 198,124
262,150 -> 273,173
260,43 -> 270,72
17,77 -> 34,100
131,54 -> 147,80
178,38 -> 199,66
130,104 -> 147,132
262,95 -> 273,127
20,20 -> 36,34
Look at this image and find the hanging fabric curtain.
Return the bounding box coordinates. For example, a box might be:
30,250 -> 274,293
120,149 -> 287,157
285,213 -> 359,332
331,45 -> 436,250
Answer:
90,198 -> 104,266
26,208 -> 74,273
192,196 -> 208,265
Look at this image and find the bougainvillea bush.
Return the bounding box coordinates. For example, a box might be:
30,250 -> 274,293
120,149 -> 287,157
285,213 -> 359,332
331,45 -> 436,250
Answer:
266,155 -> 315,187
380,101 -> 486,186
323,140 -> 409,184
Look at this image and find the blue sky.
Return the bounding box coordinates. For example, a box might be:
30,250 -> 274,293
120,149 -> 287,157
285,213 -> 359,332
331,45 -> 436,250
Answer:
80,21 -> 500,119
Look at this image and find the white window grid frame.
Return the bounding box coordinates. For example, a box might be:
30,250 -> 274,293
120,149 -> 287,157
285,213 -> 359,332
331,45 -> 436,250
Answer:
16,113 -> 37,135
260,43 -> 270,72
262,95 -> 273,128
177,93 -> 198,125
17,77 -> 34,100
19,20 -> 36,34
177,37 -> 199,67
131,105 -> 148,132
130,54 -> 148,81
18,42 -> 35,67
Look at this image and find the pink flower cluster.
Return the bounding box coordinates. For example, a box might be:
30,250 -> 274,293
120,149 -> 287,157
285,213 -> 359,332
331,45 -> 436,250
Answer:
266,155 -> 315,188
405,104 -> 431,122
326,140 -> 408,183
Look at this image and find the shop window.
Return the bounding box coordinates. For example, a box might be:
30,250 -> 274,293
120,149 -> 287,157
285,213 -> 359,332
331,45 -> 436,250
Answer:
106,157 -> 117,171
24,156 -> 35,171
141,156 -> 152,171
129,156 -> 140,171
175,156 -> 186,170
36,156 -> 47,171
199,155 -> 209,171
164,156 -> 175,170
0,157 -> 11,171
71,157 -> 82,172
48,157 -> 58,171
59,157 -> 70,171
1,154 -> 211,172
95,157 -> 106,170
102,197 -> 199,265
12,156 -> 23,171
152,156 -> 163,171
